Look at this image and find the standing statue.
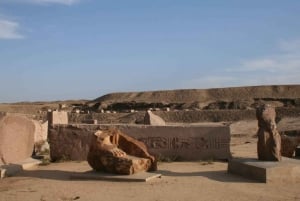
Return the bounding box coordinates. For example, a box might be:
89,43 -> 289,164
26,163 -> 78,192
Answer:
256,104 -> 281,161
87,128 -> 157,175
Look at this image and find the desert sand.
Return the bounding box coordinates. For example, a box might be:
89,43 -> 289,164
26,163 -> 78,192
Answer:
1,119 -> 300,201
1,86 -> 300,201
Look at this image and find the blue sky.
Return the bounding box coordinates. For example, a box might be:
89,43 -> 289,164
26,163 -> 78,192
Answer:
0,0 -> 299,102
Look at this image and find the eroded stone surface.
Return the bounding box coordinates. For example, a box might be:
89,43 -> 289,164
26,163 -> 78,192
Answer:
144,111 -> 166,126
87,129 -> 156,175
256,104 -> 281,161
0,114 -> 35,164
48,124 -> 231,161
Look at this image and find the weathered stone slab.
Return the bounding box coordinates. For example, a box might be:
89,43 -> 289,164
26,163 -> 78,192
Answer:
0,114 -> 35,164
48,125 -> 96,161
119,124 -> 230,161
228,157 -> 300,183
70,170 -> 162,182
48,111 -> 68,125
144,111 -> 166,126
48,124 -> 230,161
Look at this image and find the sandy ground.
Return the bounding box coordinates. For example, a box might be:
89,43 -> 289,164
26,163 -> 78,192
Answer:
1,120 -> 300,201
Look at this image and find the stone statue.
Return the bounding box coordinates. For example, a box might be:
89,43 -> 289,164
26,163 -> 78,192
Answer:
256,104 -> 281,161
87,128 -> 157,175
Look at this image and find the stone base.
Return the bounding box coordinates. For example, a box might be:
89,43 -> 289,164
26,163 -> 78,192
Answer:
70,171 -> 162,182
228,157 -> 300,183
0,158 -> 41,179
88,154 -> 152,175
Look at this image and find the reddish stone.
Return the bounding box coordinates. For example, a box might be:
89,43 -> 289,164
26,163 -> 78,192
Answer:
256,104 -> 281,161
87,128 -> 157,175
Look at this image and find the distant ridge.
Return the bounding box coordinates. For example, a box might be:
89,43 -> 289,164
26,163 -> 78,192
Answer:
93,85 -> 300,104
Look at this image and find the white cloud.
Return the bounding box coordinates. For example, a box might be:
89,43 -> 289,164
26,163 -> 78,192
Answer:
32,0 -> 80,5
0,19 -> 24,39
279,39 -> 300,53
1,0 -> 80,5
181,38 -> 300,89
236,38 -> 300,72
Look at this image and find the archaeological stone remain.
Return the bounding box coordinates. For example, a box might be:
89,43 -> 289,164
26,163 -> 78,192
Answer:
48,123 -> 231,161
256,104 -> 281,161
87,128 -> 157,175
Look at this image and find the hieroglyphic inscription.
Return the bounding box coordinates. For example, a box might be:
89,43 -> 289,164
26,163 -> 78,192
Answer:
138,136 -> 229,150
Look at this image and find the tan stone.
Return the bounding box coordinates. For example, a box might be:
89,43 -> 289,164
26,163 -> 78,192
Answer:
32,120 -> 49,155
48,124 -> 231,161
47,111 -> 68,125
144,111 -> 166,126
0,114 -> 35,164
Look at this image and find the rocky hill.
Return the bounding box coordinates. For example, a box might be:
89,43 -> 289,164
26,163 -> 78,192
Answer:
90,85 -> 300,112
1,85 -> 300,124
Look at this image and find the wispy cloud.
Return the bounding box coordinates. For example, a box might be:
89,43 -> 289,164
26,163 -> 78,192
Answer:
32,0 -> 80,5
1,0 -> 80,5
0,19 -> 24,39
235,38 -> 300,72
181,38 -> 300,89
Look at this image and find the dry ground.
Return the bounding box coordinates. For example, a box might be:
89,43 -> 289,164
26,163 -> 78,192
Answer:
1,119 -> 300,201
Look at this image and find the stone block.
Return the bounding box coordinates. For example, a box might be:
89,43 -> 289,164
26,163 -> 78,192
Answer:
144,111 -> 166,126
0,114 -> 35,164
48,125 -> 96,161
70,171 -> 162,182
119,124 -> 231,161
228,157 -> 300,183
48,124 -> 230,161
47,111 -> 68,125
33,120 -> 48,143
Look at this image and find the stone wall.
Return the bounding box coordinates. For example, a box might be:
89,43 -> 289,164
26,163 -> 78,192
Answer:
48,124 -> 231,161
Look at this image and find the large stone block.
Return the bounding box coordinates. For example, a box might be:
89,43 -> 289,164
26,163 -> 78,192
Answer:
228,157 -> 300,183
48,123 -> 231,161
119,124 -> 231,160
144,111 -> 166,126
47,111 -> 68,125
48,125 -> 96,161
0,114 -> 35,164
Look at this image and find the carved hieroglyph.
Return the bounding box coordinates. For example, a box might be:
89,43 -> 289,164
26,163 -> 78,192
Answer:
256,104 -> 281,161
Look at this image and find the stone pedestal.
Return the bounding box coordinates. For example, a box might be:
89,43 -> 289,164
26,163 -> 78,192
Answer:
228,157 -> 300,183
93,155 -> 151,175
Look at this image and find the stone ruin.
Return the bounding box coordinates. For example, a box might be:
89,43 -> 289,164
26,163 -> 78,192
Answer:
0,113 -> 48,165
144,110 -> 166,126
87,128 -> 157,175
256,104 -> 281,161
